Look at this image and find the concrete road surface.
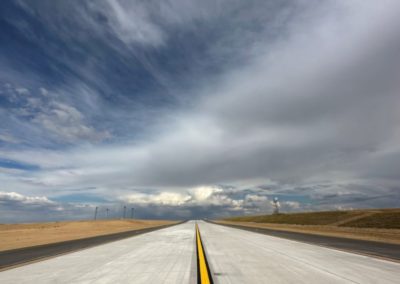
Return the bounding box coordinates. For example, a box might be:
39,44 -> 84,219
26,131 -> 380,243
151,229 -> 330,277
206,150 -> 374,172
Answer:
0,221 -> 196,284
198,221 -> 400,284
1,220 -> 399,283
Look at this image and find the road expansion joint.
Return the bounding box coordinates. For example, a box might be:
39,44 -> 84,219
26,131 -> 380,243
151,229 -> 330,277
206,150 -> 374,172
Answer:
196,223 -> 214,284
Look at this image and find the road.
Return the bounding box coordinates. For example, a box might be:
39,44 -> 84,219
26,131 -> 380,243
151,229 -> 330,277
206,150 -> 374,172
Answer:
0,222 -> 183,270
0,221 -> 196,283
1,220 -> 399,283
212,221 -> 400,260
198,221 -> 400,283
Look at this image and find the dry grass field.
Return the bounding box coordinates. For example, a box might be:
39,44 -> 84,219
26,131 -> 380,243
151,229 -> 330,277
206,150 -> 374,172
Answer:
341,212 -> 400,229
0,219 -> 178,252
219,208 -> 400,244
225,210 -> 363,225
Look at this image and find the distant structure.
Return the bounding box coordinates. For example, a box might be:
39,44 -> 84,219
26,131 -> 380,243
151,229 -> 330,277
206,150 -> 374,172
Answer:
123,206 -> 127,219
131,207 -> 134,219
94,206 -> 98,220
106,208 -> 109,219
272,197 -> 280,215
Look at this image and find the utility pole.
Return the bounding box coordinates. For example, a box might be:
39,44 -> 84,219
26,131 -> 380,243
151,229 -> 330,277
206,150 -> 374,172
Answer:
123,205 -> 126,219
131,207 -> 134,219
94,206 -> 98,220
106,208 -> 109,219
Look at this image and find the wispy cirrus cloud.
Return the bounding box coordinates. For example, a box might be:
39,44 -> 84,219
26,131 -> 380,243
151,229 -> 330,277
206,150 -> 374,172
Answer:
1,83 -> 110,146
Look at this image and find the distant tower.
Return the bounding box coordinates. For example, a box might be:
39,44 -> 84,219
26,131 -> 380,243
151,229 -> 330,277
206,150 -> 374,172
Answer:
123,206 -> 127,219
273,197 -> 279,215
106,208 -> 109,219
131,207 -> 134,219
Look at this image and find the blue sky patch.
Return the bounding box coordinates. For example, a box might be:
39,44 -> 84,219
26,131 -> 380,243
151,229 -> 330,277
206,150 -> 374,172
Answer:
0,158 -> 39,171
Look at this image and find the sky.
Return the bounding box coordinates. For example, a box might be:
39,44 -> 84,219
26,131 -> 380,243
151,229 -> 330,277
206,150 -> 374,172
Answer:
1,0 -> 400,223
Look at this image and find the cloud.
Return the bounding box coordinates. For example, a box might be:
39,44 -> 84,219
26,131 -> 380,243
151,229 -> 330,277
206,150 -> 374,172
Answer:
32,100 -> 111,143
0,187 -> 272,222
0,133 -> 20,144
0,191 -> 95,223
125,186 -> 233,207
1,1 -> 400,220
0,191 -> 54,206
98,0 -> 164,47
121,185 -> 273,219
15,87 -> 29,95
126,191 -> 191,206
0,83 -> 111,145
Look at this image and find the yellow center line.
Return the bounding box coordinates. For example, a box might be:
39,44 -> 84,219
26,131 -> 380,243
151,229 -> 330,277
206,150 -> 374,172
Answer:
196,223 -> 212,284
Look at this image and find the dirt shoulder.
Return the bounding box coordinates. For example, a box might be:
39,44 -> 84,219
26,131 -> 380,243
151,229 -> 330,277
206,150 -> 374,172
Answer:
0,219 -> 178,252
216,220 -> 400,245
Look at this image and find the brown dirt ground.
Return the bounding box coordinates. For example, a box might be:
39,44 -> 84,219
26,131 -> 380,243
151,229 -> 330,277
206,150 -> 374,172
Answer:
0,219 -> 178,252
216,220 -> 400,245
